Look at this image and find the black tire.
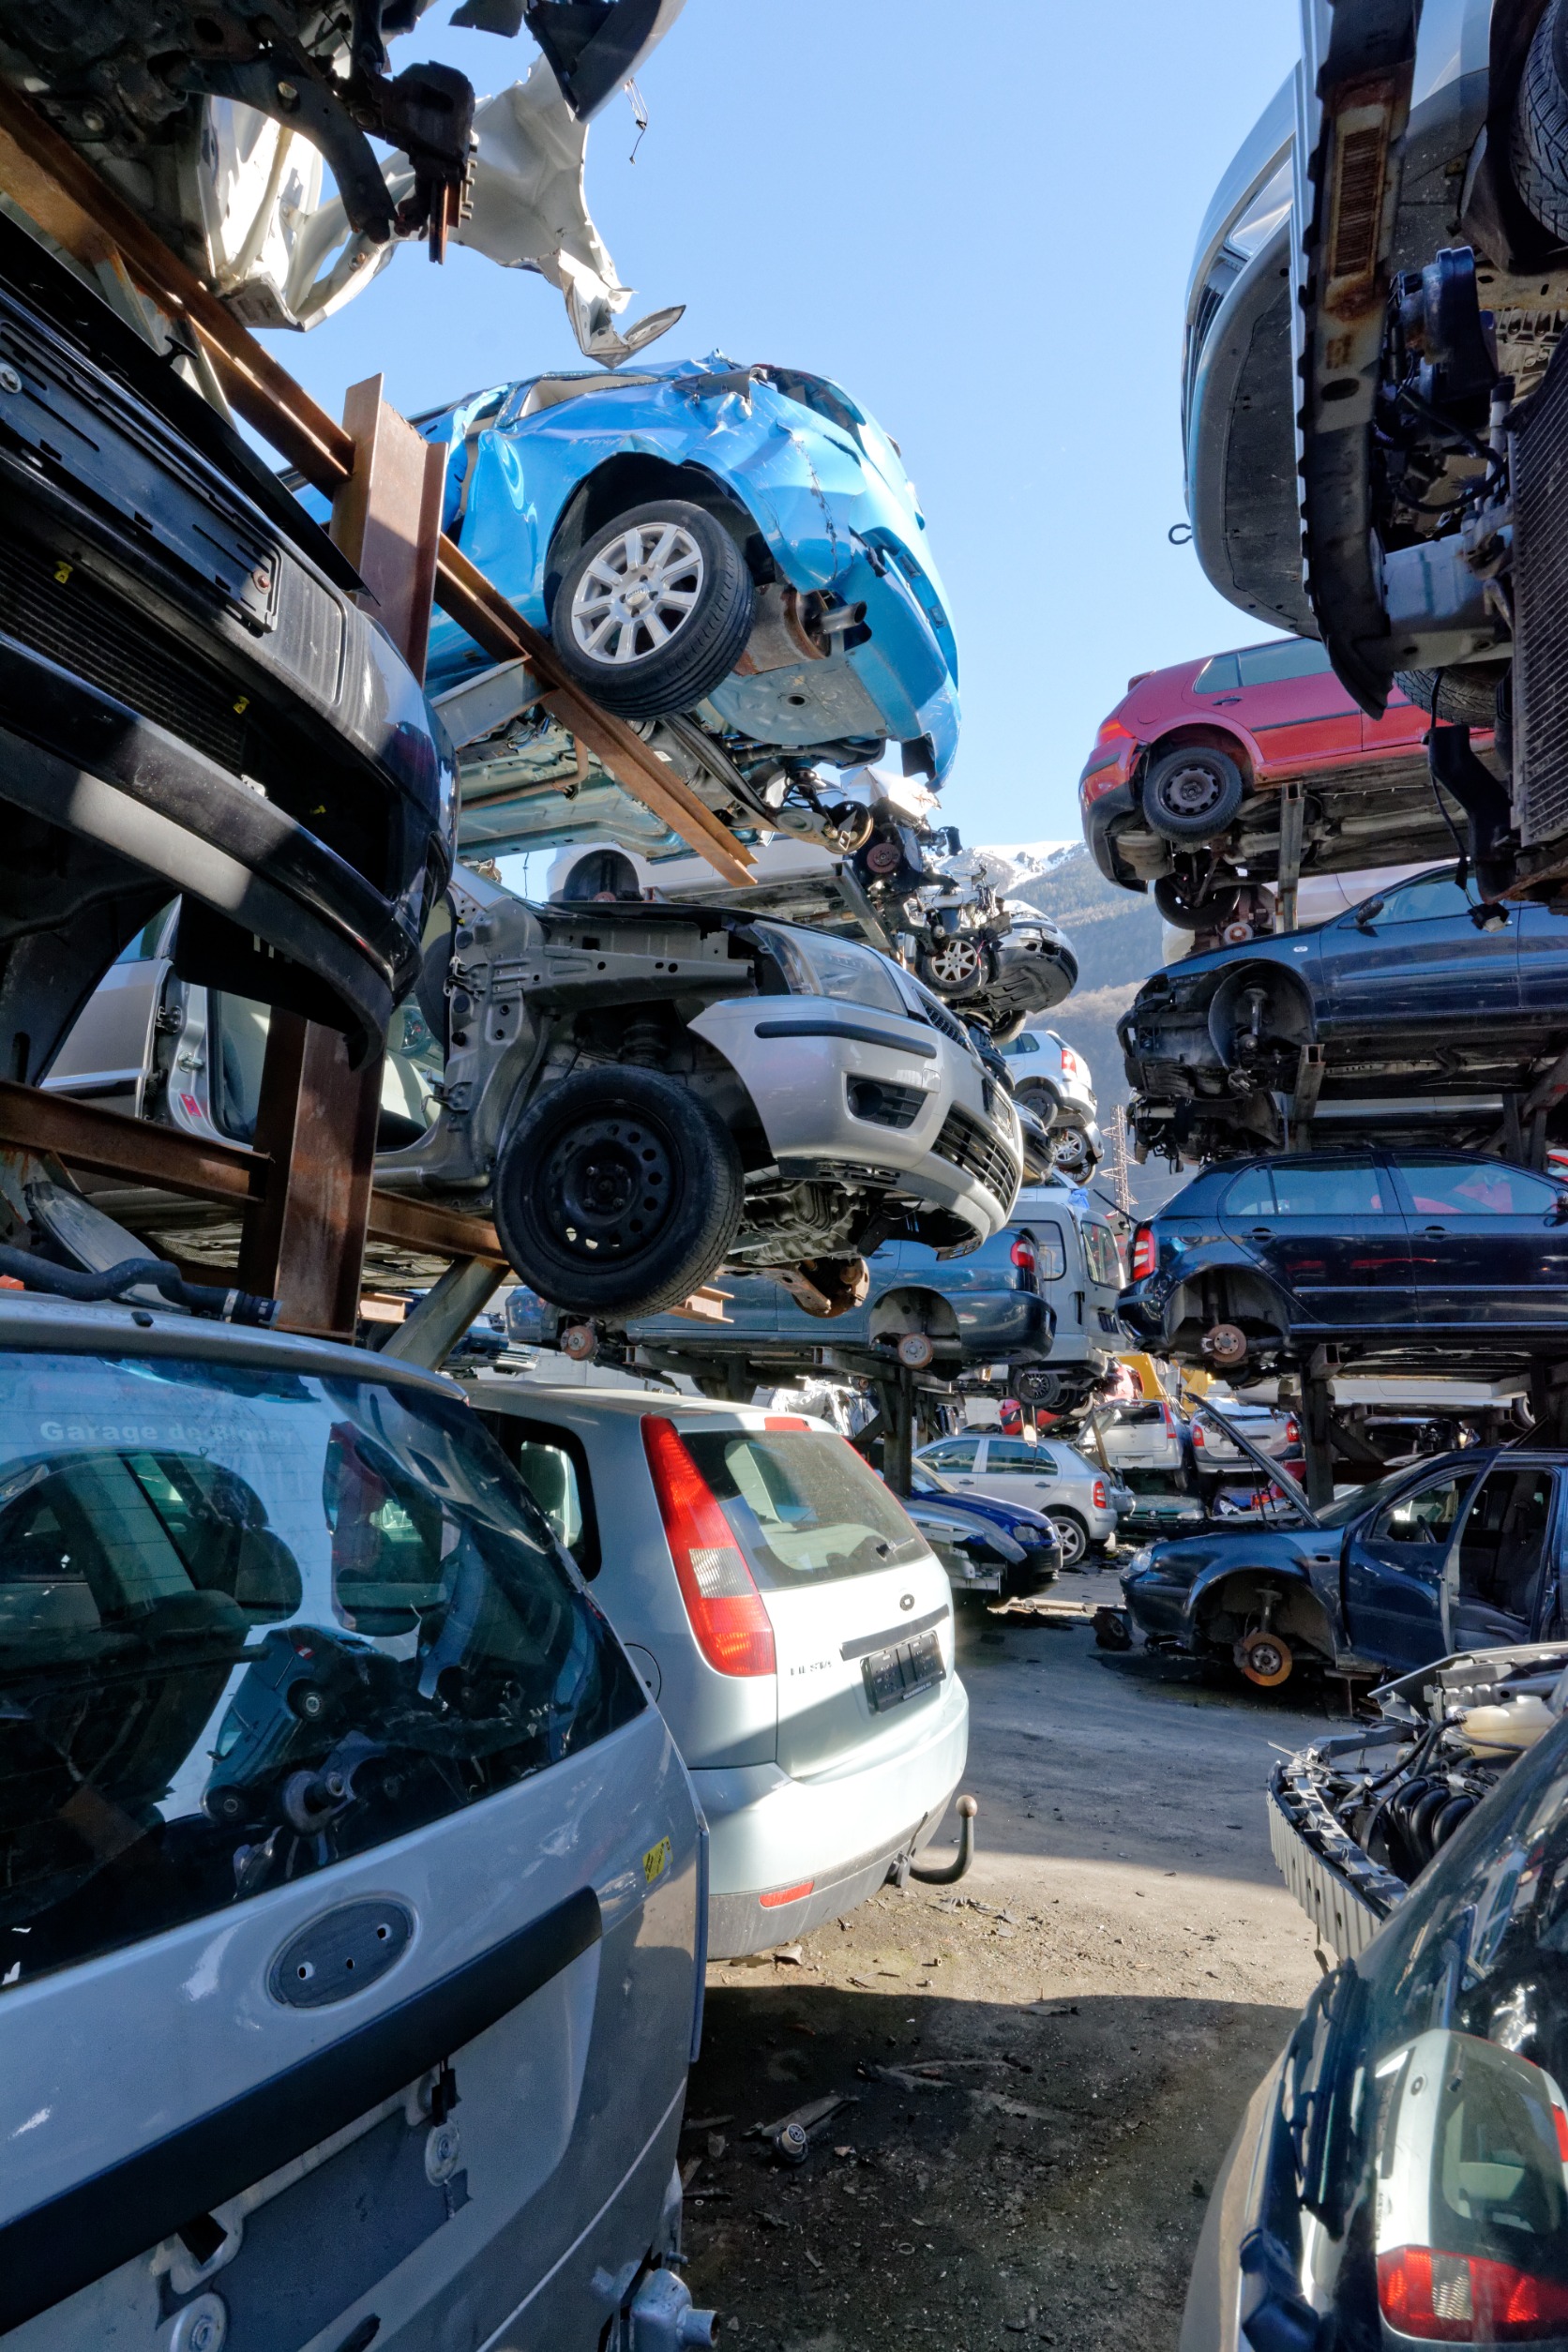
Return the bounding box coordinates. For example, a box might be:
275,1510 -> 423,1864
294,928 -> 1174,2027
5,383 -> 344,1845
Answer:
1142,746 -> 1246,842
493,1066 -> 743,1318
1015,1367 -> 1063,1409
1153,874 -> 1241,929
1049,1510 -> 1090,1569
550,499 -> 755,718
1514,0 -> 1568,243
1395,662 -> 1509,730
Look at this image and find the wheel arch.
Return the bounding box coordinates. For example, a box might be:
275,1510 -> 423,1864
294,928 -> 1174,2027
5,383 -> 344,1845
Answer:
1206,959 -> 1317,1063
868,1283 -> 962,1345
1191,1564 -> 1334,1657
1138,723 -> 1259,802
543,455 -> 771,605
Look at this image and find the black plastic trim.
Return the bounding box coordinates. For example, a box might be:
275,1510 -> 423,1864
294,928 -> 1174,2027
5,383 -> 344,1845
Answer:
0,1884 -> 601,2333
754,1018 -> 937,1059
840,1603 -> 950,1661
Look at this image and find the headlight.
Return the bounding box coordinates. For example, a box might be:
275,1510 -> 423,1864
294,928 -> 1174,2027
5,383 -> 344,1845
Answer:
761,924 -> 909,1018
1126,1547 -> 1153,1576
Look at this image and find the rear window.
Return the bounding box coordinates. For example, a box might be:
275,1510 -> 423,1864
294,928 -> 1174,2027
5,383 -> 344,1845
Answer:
1083,1223 -> 1124,1287
680,1429 -> 926,1586
1033,1219 -> 1067,1281
0,1355 -> 641,1993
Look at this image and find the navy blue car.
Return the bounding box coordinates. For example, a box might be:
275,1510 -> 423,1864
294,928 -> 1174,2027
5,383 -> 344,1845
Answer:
1119,1444 -> 1568,1688
1119,863 -> 1568,1167
1120,1147 -> 1568,1378
906,1460 -> 1061,1601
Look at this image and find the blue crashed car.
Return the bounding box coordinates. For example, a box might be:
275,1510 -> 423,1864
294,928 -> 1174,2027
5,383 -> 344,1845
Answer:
418,356 -> 959,792
906,1459 -> 1061,1602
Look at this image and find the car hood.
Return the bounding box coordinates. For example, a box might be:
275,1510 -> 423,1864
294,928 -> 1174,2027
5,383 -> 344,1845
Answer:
1130,1526 -> 1316,1586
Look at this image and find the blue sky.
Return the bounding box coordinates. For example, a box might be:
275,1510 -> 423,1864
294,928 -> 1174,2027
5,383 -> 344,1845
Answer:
279,0 -> 1301,850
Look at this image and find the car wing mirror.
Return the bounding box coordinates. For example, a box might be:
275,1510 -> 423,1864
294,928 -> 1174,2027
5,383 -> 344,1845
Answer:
1353,897 -> 1385,932
1469,901 -> 1509,931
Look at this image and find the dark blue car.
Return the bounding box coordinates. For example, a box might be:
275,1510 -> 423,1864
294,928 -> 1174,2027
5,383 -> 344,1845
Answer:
1119,1444 -> 1568,1688
505,1221 -> 1055,1386
1119,863 -> 1568,1166
1119,1147 -> 1568,1377
906,1460 -> 1061,1601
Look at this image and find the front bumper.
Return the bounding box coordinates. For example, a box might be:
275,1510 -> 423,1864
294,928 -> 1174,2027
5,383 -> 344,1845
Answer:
689,1000 -> 1020,1241
692,1671 -> 970,1958
1120,1564 -> 1199,1645
1267,1757 -> 1407,1960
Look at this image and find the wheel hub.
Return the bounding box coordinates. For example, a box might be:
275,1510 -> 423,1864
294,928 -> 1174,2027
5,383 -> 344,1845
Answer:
542,1114 -> 673,1259
1159,763 -> 1224,817
926,937 -> 982,988
572,522 -> 705,667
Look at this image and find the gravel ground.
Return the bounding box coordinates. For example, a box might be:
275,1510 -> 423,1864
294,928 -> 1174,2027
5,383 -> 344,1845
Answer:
680,1593 -> 1333,2352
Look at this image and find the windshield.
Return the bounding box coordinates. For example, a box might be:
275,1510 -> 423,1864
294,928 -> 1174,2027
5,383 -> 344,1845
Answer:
909,1462 -> 954,1496
680,1429 -> 927,1584
0,1354 -> 641,1993
1279,1715 -> 1568,2344
1316,1462 -> 1440,1529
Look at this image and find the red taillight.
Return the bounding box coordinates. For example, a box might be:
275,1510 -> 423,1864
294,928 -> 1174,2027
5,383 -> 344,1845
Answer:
1093,1479 -> 1108,1510
1060,1047 -> 1081,1078
1131,1226 -> 1157,1280
1285,1415 -> 1301,1444
760,1880 -> 814,1909
641,1417 -> 776,1678
1378,2245 -> 1568,2341
1094,717 -> 1132,746
1010,1239 -> 1036,1287
1192,1424 -> 1206,1448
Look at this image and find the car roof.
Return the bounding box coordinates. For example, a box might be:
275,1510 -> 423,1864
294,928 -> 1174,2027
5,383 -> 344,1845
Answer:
0,1291 -> 457,1396
466,1377 -> 832,1432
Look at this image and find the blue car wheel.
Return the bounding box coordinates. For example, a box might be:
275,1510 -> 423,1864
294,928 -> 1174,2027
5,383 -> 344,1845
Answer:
550,498 -> 756,717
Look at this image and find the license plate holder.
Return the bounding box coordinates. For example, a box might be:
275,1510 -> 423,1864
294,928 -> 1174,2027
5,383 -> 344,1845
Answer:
862,1627 -> 944,1711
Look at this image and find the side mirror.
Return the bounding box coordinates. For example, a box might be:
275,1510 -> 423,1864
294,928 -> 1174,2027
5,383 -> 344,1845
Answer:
1353,897 -> 1385,932
1470,902 -> 1509,932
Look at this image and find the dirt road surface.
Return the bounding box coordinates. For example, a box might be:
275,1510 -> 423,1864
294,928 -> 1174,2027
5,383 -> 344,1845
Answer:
681,1587 -> 1332,2352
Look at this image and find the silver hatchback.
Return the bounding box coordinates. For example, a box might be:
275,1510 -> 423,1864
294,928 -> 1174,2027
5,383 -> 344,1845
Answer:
465,1380 -> 971,1957
0,1296 -> 707,2351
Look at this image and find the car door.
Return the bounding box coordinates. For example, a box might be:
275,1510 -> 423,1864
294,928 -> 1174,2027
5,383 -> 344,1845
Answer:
1391,1155 -> 1568,1327
1220,1156 -> 1414,1329
1449,1464 -> 1560,1649
1320,867 -> 1520,1032
1342,1467 -> 1482,1668
921,1434 -> 982,1486
1359,673 -> 1440,761
1233,637 -> 1361,776
972,1437 -> 1060,1510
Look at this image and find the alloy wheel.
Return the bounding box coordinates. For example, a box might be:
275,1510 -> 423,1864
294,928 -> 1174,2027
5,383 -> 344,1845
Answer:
570,521 -> 705,667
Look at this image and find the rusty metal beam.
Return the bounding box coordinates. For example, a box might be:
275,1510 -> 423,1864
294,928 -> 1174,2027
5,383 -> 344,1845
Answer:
0,1076 -> 503,1265
0,82 -> 754,886
0,1078 -> 264,1202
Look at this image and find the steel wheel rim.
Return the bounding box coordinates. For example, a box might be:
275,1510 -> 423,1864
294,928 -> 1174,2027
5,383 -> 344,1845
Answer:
1156,761 -> 1227,819
541,1113 -> 673,1259
571,522 -> 705,667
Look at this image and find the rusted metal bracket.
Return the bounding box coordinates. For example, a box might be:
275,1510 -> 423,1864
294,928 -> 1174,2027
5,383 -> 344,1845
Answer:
1276,779 -> 1305,933
0,77 -> 754,886
1292,1041 -> 1326,1146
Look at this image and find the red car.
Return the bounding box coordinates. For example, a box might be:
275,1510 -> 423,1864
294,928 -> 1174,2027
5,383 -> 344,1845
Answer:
1079,637 -> 1497,928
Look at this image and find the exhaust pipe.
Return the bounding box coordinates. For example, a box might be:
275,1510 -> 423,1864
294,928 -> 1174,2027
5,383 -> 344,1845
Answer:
908,1793 -> 978,1885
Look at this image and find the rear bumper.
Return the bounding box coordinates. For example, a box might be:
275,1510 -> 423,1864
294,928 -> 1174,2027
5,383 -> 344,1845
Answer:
1078,767 -> 1139,885
693,1673 -> 970,1957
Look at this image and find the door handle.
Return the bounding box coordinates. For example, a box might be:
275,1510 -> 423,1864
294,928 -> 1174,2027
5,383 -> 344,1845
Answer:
1249,1227 -> 1273,1239
1423,1225 -> 1447,1236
